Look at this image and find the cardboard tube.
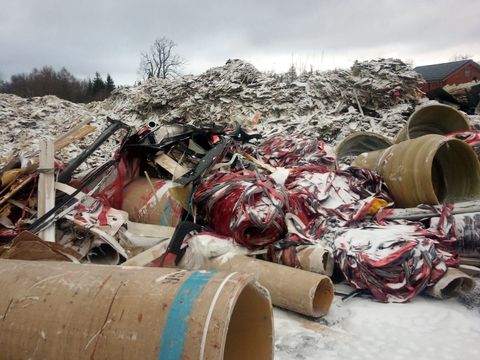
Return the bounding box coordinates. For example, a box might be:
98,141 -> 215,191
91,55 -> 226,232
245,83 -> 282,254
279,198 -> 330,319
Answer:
206,254 -> 334,317
353,134 -> 480,207
394,104 -> 470,143
85,242 -> 121,265
335,132 -> 392,163
0,259 -> 273,360
425,267 -> 475,299
122,177 -> 184,227
296,245 -> 334,277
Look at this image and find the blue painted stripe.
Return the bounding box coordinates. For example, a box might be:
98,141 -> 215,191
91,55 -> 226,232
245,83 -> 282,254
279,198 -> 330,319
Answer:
158,271 -> 216,360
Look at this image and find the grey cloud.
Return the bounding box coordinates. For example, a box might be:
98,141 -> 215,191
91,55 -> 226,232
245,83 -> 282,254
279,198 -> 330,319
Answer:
1,0 -> 479,84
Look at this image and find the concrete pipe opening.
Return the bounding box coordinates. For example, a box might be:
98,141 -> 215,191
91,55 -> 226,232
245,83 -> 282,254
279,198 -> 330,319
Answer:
432,140 -> 480,203
224,283 -> 273,360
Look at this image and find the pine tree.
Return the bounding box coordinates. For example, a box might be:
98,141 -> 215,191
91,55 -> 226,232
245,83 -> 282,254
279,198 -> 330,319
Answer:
105,74 -> 115,93
92,72 -> 105,94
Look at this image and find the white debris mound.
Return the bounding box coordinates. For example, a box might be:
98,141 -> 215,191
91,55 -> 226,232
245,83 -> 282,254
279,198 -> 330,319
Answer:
1,58 -> 420,167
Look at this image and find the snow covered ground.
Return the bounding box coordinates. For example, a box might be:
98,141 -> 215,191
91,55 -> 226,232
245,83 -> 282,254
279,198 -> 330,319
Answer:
274,286 -> 480,360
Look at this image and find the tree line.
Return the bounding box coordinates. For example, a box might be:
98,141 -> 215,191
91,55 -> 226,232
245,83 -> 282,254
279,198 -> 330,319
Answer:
0,66 -> 115,103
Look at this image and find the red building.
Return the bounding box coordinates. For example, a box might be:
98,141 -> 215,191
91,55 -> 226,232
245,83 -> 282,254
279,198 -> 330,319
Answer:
414,59 -> 480,92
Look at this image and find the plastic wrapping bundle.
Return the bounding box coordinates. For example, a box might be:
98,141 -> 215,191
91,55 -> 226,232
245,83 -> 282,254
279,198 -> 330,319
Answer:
193,170 -> 288,248
429,212 -> 480,258
256,133 -> 335,168
333,223 -> 458,302
284,166 -> 390,233
448,130 -> 480,158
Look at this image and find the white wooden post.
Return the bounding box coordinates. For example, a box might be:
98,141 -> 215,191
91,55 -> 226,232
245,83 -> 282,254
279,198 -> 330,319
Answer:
38,138 -> 56,242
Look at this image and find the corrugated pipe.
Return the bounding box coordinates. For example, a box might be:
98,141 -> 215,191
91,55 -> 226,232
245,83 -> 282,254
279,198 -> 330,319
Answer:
0,259 -> 273,360
352,134 -> 480,208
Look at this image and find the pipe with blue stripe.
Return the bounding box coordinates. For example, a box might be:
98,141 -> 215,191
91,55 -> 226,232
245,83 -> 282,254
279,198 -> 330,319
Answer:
158,270 -> 217,360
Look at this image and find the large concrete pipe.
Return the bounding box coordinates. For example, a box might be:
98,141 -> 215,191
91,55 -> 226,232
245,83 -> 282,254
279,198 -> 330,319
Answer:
353,134 -> 480,208
394,104 -> 470,143
335,132 -> 393,164
0,259 -> 273,360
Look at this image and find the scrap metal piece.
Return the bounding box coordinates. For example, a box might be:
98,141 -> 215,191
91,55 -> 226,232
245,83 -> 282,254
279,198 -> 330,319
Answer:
57,118 -> 130,184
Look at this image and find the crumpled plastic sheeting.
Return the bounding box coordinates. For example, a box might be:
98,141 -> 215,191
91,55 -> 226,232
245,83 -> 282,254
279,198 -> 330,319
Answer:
193,170 -> 288,249
256,134 -> 335,168
333,222 -> 458,302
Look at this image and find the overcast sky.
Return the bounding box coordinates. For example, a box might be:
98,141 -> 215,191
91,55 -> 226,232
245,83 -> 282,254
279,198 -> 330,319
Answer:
1,0 -> 479,85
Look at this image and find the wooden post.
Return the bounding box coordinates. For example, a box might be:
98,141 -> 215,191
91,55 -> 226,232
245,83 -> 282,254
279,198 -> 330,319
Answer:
38,138 -> 55,242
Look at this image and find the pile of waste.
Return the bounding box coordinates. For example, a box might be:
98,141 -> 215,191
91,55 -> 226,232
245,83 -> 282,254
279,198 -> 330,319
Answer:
0,59 -> 479,359
1,58 -> 420,168
426,79 -> 480,115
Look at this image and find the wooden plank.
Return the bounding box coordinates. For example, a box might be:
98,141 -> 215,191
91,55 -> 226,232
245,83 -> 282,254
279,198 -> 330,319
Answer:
38,139 -> 55,242
54,123 -> 96,151
154,153 -> 190,178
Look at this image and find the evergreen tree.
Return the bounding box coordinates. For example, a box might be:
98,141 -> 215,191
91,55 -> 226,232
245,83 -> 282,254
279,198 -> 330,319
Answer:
105,74 -> 115,93
285,64 -> 297,84
92,72 -> 105,94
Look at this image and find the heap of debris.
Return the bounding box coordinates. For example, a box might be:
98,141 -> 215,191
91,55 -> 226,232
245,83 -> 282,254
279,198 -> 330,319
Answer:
0,58 -> 420,169
1,58 -> 480,359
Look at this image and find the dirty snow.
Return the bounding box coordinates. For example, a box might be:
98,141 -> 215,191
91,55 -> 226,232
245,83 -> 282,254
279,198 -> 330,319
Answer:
275,291 -> 480,360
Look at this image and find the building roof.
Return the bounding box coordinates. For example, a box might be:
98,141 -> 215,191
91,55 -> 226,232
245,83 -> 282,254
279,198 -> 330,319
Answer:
414,60 -> 473,82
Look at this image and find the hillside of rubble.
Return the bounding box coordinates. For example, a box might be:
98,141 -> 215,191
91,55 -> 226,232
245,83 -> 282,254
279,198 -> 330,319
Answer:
0,58 -> 423,166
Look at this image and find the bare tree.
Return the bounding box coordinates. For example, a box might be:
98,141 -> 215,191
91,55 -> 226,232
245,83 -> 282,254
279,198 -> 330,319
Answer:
139,37 -> 185,80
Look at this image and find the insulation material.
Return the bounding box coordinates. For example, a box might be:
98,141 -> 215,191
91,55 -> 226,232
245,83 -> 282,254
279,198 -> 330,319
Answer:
0,59 -> 421,169
193,170 -> 288,249
332,223 -> 457,303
